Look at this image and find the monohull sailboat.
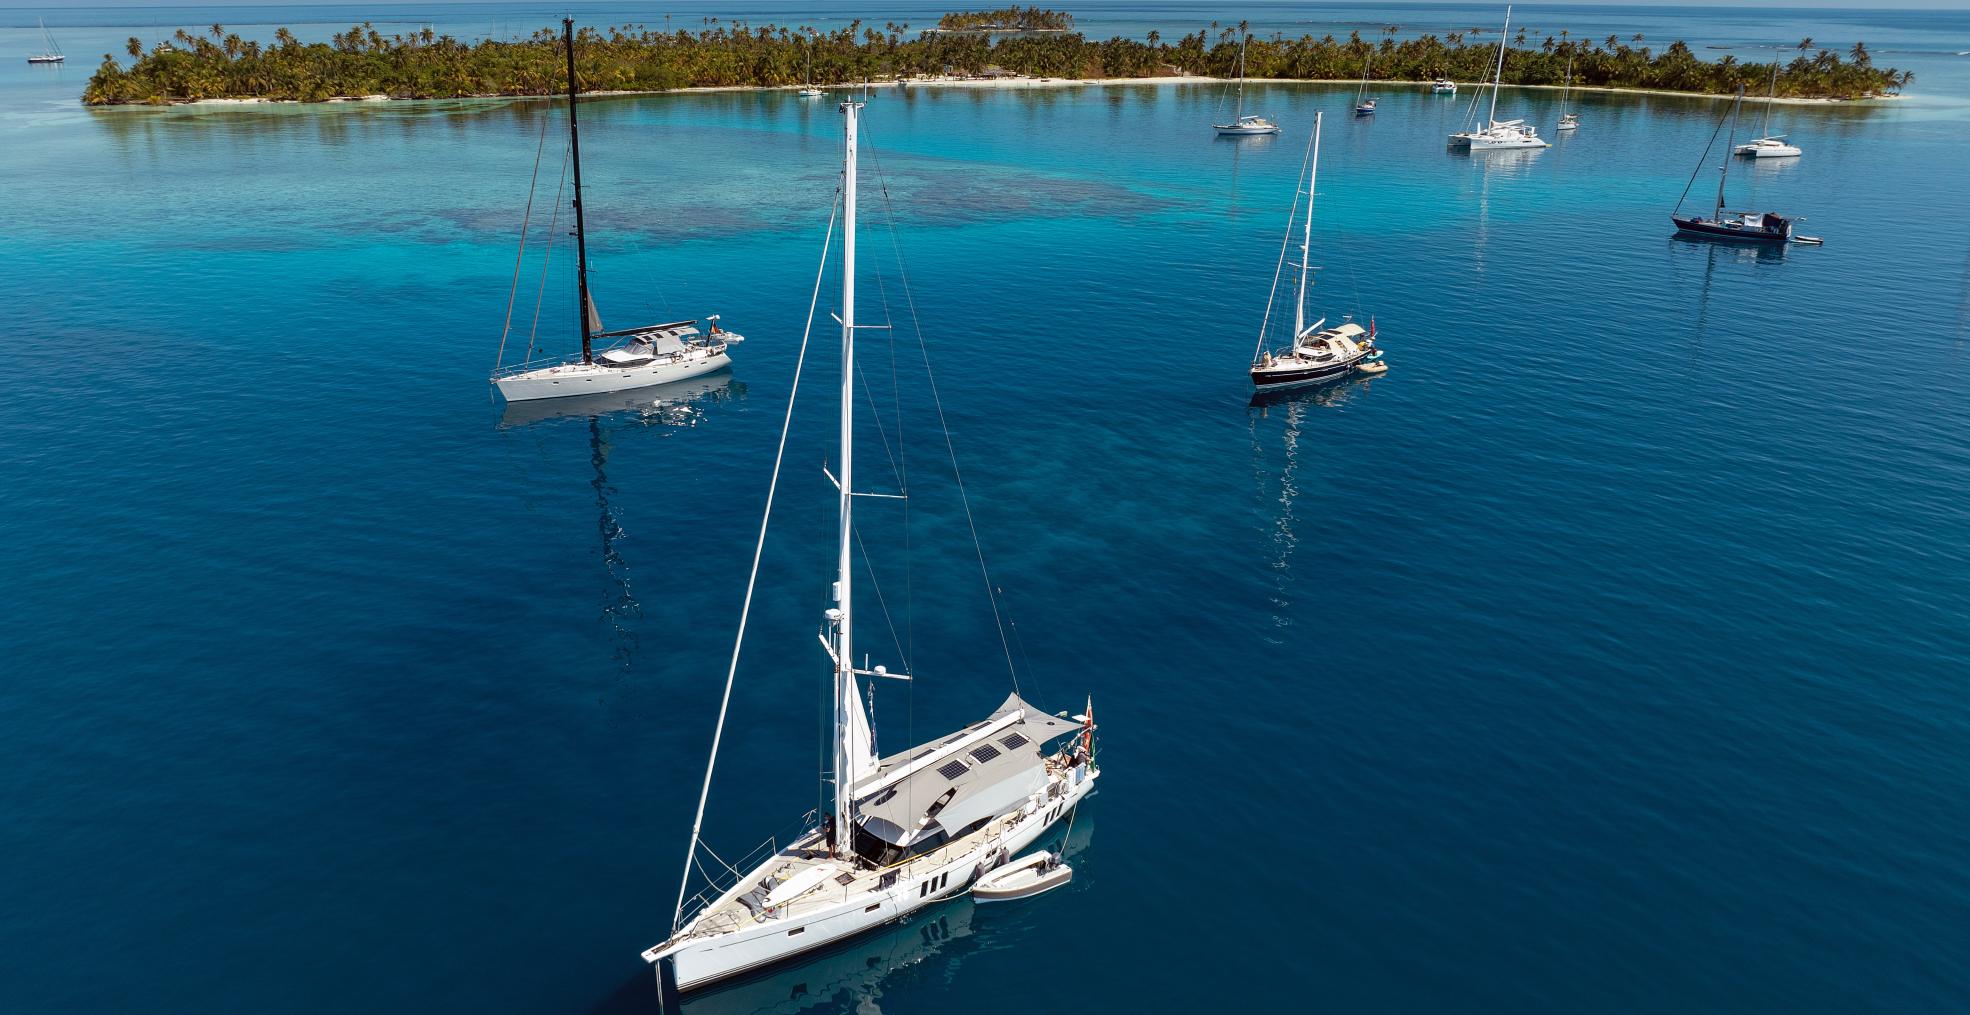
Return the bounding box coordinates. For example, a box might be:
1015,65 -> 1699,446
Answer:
1557,54 -> 1579,131
1354,48 -> 1377,117
491,20 -> 742,403
1672,87 -> 1811,245
1251,112 -> 1385,389
642,100 -> 1101,995
1214,35 -> 1280,136
1447,6 -> 1549,152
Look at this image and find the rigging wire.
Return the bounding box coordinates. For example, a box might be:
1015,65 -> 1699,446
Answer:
526,144 -> 572,360
1675,97 -> 1737,216
495,115 -> 553,373
863,140 -> 1024,696
1252,125 -> 1319,363
671,187 -> 842,935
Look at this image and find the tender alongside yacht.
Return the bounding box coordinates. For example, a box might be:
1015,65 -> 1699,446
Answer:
1447,6 -> 1550,152
1734,59 -> 1802,158
492,21 -> 740,403
1673,87 -> 1810,245
1215,35 -> 1280,135
642,99 -> 1100,997
1251,112 -> 1385,390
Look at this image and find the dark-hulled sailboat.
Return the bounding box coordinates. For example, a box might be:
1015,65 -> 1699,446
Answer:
1672,87 -> 1802,246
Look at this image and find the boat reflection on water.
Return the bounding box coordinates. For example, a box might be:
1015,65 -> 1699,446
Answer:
497,373 -> 742,429
588,814 -> 1096,1015
1248,380 -> 1378,636
498,373 -> 742,695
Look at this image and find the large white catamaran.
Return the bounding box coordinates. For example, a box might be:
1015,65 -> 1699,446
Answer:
1447,6 -> 1549,152
642,99 -> 1101,996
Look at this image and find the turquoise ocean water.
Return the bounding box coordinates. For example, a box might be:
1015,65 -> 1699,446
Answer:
4,4 -> 1970,1013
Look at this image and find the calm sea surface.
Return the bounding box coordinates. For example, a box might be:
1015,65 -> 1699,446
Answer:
4,3 -> 1970,1013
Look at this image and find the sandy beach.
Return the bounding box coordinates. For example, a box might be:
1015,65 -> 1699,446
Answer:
159,73 -> 1897,109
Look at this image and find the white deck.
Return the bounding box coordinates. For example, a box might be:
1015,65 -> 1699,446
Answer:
647,756 -> 1095,991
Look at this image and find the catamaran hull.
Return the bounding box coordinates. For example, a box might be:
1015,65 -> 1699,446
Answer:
656,768 -> 1096,994
1449,134 -> 1550,151
1671,215 -> 1791,245
494,350 -> 730,401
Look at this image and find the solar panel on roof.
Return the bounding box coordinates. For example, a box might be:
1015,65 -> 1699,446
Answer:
999,732 -> 1030,750
969,744 -> 1001,764
936,760 -> 969,781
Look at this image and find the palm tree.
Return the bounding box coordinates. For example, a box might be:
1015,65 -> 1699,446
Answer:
126,36 -> 144,60
1797,37 -> 1813,54
1850,41 -> 1869,66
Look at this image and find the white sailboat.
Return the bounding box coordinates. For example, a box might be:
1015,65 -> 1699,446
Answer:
642,99 -> 1101,996
1251,112 -> 1384,390
1734,58 -> 1801,158
798,32 -> 824,97
1353,48 -> 1377,116
1447,6 -> 1549,152
1215,35 -> 1280,136
492,20 -> 740,402
27,18 -> 63,64
1557,53 -> 1579,131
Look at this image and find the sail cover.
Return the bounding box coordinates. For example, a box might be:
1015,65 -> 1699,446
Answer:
842,677 -> 877,791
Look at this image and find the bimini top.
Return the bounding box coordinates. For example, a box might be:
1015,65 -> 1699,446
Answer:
849,692 -> 1080,854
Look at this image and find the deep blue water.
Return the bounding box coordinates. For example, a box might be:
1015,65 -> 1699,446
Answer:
4,4 -> 1970,1014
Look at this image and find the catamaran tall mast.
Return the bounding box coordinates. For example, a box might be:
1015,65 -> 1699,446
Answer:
563,18 -> 595,366
1761,56 -> 1779,137
1295,112 -> 1322,340
1488,6 -> 1511,127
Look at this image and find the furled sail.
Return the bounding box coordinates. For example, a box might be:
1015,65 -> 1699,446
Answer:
843,677 -> 877,790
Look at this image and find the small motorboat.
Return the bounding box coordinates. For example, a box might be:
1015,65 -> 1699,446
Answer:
1432,79 -> 1457,94
1356,360 -> 1389,376
973,851 -> 1072,902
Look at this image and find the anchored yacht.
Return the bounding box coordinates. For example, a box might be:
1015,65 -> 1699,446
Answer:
642,99 -> 1100,997
1447,7 -> 1550,152
1673,87 -> 1808,245
491,21 -> 740,403
1215,35 -> 1280,135
1251,112 -> 1384,390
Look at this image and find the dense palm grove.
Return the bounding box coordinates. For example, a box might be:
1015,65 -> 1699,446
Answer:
83,19 -> 1906,106
937,8 -> 1076,31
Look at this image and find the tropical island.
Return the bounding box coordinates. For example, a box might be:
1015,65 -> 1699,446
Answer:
82,17 -> 1907,106
936,7 -> 1076,32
